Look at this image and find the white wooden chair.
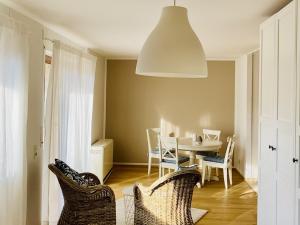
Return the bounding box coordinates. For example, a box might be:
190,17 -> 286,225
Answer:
202,136 -> 235,189
202,129 -> 221,141
158,136 -> 190,177
146,128 -> 162,176
196,129 -> 221,174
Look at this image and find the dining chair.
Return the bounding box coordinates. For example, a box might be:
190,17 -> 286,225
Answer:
196,129 -> 221,175
202,136 -> 235,189
158,136 -> 191,177
202,129 -> 221,141
146,128 -> 161,176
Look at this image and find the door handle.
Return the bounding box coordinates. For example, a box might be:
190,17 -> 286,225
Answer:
268,145 -> 276,151
293,158 -> 299,163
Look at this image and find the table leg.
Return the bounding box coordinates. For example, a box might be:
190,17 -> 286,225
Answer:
189,151 -> 196,165
197,155 -> 220,182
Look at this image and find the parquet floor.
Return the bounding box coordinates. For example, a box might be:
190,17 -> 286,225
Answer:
106,165 -> 257,225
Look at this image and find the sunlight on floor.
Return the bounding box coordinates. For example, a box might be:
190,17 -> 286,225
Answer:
107,166 -> 257,225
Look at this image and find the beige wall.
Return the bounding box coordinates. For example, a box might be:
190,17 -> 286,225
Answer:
106,60 -> 235,163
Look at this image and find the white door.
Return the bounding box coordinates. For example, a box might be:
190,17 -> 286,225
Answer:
258,123 -> 277,225
258,17 -> 278,225
297,0 -> 300,223
259,2 -> 296,225
276,2 -> 296,225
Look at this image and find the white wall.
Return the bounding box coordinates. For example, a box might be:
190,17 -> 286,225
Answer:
251,51 -> 259,179
92,56 -> 106,143
234,51 -> 259,179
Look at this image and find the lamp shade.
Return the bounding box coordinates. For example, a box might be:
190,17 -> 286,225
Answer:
136,6 -> 208,78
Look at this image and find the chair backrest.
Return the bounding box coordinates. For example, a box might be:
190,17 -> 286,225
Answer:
146,128 -> 160,153
159,136 -> 179,165
134,170 -> 200,225
203,129 -> 221,141
224,135 -> 236,164
48,164 -> 81,200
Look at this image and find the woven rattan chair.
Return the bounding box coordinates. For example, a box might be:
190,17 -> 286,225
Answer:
133,170 -> 201,225
48,164 -> 116,225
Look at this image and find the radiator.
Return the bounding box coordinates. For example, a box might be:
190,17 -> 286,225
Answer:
90,139 -> 113,184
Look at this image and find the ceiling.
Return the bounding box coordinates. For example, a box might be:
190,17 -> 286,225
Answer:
6,0 -> 290,58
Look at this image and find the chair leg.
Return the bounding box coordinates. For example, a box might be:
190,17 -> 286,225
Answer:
196,182 -> 202,189
223,168 -> 228,189
198,157 -> 203,170
202,164 -> 206,185
168,168 -> 171,174
159,164 -> 162,177
162,167 -> 165,176
148,156 -> 152,176
215,150 -> 220,176
228,167 -> 233,185
208,167 -> 212,181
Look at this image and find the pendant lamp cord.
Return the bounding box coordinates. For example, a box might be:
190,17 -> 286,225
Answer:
174,0 -> 176,6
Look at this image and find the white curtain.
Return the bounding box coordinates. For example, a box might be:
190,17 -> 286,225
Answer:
42,41 -> 96,225
0,19 -> 29,225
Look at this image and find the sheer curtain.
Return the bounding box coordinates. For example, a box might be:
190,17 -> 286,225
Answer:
42,41 -> 96,225
0,18 -> 29,225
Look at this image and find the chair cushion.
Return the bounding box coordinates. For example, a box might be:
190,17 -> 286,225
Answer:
163,156 -> 189,164
203,156 -> 225,164
151,148 -> 174,155
151,148 -> 160,154
55,159 -> 87,187
196,151 -> 217,157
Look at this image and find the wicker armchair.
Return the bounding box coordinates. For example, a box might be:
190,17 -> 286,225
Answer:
48,164 -> 116,225
133,170 -> 201,225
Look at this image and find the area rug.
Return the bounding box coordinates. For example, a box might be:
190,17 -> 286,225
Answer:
116,198 -> 208,225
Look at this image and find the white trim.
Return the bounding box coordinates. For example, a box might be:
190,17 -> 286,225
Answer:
246,54 -> 253,179
206,57 -> 237,61
296,0 -> 300,223
245,178 -> 258,192
106,57 -> 138,60
106,56 -> 237,61
247,48 -> 260,55
113,162 -> 159,166
102,59 -> 107,139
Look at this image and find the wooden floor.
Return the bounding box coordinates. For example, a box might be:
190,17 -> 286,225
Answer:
106,165 -> 257,225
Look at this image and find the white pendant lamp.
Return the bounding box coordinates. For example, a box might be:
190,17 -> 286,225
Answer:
136,1 -> 208,78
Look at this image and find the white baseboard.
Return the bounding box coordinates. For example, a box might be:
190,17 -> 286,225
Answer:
113,162 -> 159,166
245,178 -> 258,192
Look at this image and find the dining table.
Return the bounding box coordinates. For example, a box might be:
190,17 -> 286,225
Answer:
178,138 -> 223,181
178,137 -> 223,165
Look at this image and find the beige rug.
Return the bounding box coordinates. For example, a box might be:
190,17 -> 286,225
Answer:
116,198 -> 208,225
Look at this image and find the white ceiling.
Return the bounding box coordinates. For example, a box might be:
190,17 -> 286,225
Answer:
6,0 -> 290,58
